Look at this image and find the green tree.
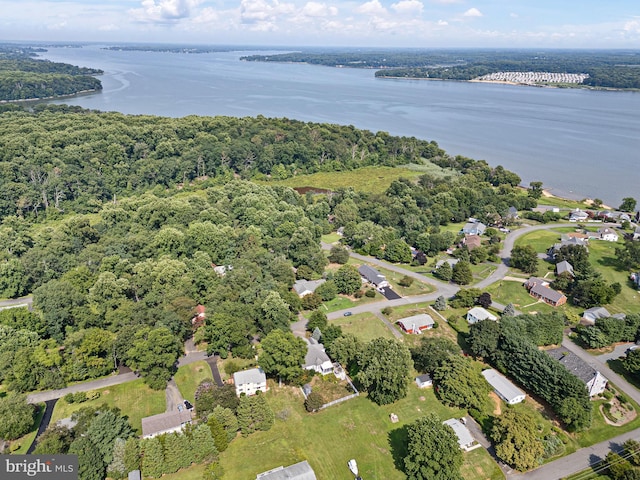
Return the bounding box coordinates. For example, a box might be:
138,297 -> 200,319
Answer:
503,303 -> 516,317
433,355 -> 490,410
333,264 -> 362,295
411,337 -> 459,374
403,413 -> 463,480
434,295 -> 447,311
123,437 -> 141,473
237,393 -> 274,435
314,280 -> 337,301
467,319 -> 501,361
327,244 -> 350,264
260,291 -> 292,334
434,261 -> 453,281
202,462 -> 225,480
357,338 -> 413,405
106,438 -> 127,480
258,329 -> 307,382
527,181 -> 544,199
210,406 -> 239,443
192,423 -> 219,463
305,391 -> 324,412
306,310 -> 328,332
619,197 -> 637,212
163,432 -> 194,474
326,333 -> 364,371
126,326 -> 182,390
206,416 -> 229,452
511,245 -> 539,274
451,261 -> 473,285
384,239 -> 412,263
86,409 -> 134,464
491,409 -> 544,471
194,382 -> 239,419
0,394 -> 35,440
69,437 -> 105,480
141,437 -> 165,478
33,425 -> 74,454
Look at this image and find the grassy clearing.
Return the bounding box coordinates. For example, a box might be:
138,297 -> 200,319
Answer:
514,229 -> 561,252
538,195 -> 590,210
330,312 -> 396,342
320,294 -> 381,314
321,232 -> 341,244
262,166 -> 427,194
384,303 -> 460,348
460,447 -> 505,480
174,361 -> 213,404
9,403 -> 46,454
49,379 -> 166,434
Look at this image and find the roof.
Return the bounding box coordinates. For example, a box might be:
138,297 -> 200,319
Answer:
234,367 -> 267,386
435,258 -> 459,269
293,279 -> 326,296
482,369 -> 525,403
530,283 -> 566,304
467,307 -> 498,321
397,313 -> 435,330
462,222 -> 486,234
583,306 -> 611,322
556,260 -> 574,276
416,374 -> 432,384
304,343 -> 331,368
141,410 -> 193,438
443,418 -> 475,448
598,227 -> 617,235
464,235 -> 482,249
525,277 -> 549,288
358,265 -> 387,285
546,348 -> 599,384
128,471 -> 141,480
257,461 -> 317,480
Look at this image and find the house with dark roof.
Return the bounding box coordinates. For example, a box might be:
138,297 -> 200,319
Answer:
358,265 -> 389,289
582,306 -> 626,324
556,260 -> 574,277
397,313 -> 435,334
462,222 -> 486,236
524,278 -> 567,307
415,374 -> 433,388
256,460 -> 317,480
463,234 -> 482,251
141,410 -> 194,438
547,348 -> 608,396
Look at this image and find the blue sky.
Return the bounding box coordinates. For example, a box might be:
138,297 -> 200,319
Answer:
2,0 -> 639,47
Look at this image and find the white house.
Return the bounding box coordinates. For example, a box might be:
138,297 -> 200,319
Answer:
481,369 -> 526,405
234,368 -> 268,397
443,418 -> 480,452
358,265 -> 390,289
303,342 -> 333,375
397,314 -> 435,334
597,227 -> 619,242
256,461 -> 317,480
293,279 -> 326,297
462,222 -> 486,236
466,306 -> 498,324
415,374 -> 433,389
141,410 -> 193,438
547,348 -> 608,397
569,209 -> 590,222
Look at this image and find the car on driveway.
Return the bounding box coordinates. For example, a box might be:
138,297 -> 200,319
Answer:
343,311 -> 352,316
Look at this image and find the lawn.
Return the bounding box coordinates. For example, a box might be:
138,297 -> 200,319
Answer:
174,361 -> 214,404
460,447 -> 505,480
9,402 -> 46,454
345,258 -> 435,297
216,383 -> 476,480
514,229 -> 561,252
49,379 -> 166,434
330,312 -> 396,342
321,232 -> 341,244
383,303 -> 460,348
320,294 -> 382,314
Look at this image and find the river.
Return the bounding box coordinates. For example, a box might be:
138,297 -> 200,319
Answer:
39,45 -> 640,207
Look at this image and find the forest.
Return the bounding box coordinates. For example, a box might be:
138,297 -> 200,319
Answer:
241,49 -> 640,89
0,44 -> 103,101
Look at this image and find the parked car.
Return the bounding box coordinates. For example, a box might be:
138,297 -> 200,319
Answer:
184,400 -> 193,410
343,311 -> 353,317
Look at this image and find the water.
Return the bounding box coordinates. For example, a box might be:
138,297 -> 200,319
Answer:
39,45 -> 640,207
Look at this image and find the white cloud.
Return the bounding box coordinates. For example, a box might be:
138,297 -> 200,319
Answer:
623,18 -> 639,33
391,0 -> 423,16
437,19 -> 448,26
302,2 -> 337,18
240,0 -> 295,25
429,0 -> 462,3
355,0 -> 387,16
463,7 -> 483,18
130,0 -> 203,23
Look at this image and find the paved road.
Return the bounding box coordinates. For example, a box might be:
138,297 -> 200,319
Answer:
26,399 -> 57,454
0,295 -> 33,311
165,379 -> 184,413
598,342 -> 636,363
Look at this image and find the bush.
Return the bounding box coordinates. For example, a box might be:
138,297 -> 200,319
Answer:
73,392 -> 87,403
398,275 -> 414,287
304,392 -> 324,412
381,307 -> 393,315
224,360 -> 242,376
64,393 -> 75,404
365,289 -> 376,298
354,289 -> 364,298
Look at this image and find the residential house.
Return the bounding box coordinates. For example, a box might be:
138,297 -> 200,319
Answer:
443,418 -> 480,452
547,348 -> 608,396
293,279 -> 326,298
128,471 -> 141,480
141,410 -> 193,438
256,461 -> 317,480
358,265 -> 390,289
582,306 -> 611,324
569,209 -> 590,222
462,221 -> 486,236
234,368 -> 268,397
303,341 -> 333,375
481,369 -> 526,405
466,306 -> 498,324
564,232 -> 590,241
397,313 -> 435,334
506,206 -> 519,221
548,237 -> 589,259
463,234 -> 482,251
192,304 -> 206,328
434,258 -> 459,270
556,260 -> 575,277
415,374 -> 433,389
597,227 -> 619,242
524,278 -> 567,307
213,264 -> 233,276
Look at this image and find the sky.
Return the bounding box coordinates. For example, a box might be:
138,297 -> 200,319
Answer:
1,0 -> 639,48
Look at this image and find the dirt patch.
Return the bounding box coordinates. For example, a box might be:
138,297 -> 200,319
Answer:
489,391 -> 502,415
601,397 -> 637,426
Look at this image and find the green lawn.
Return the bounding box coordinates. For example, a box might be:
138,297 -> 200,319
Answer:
174,361 -> 214,404
321,232 -> 341,244
460,447 -> 505,480
9,403 -> 46,454
321,295 -> 382,314
330,312 -> 396,342
49,379 -> 166,434
514,229 -> 561,252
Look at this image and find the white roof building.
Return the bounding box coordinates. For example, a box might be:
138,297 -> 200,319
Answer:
141,410 -> 193,438
234,368 -> 268,397
293,279 -> 326,297
466,306 -> 498,324
397,314 -> 435,334
256,461 -> 317,480
443,418 -> 480,452
482,369 -> 526,405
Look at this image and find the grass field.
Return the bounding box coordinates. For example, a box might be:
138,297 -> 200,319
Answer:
330,312 -> 396,342
49,379 -> 166,434
174,361 -> 213,404
262,164 -> 454,194
321,232 -> 341,244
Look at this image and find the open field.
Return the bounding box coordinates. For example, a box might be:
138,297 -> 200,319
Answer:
262,164 -> 454,194
49,379 -> 166,434
174,361 -> 213,404
330,312 -> 396,342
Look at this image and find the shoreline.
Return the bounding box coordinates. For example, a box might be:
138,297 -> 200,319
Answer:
540,188 -> 613,211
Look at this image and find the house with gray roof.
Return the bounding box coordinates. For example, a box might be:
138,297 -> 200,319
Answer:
358,265 -> 389,289
582,306 -> 611,324
462,222 -> 486,236
482,369 -> 526,405
234,368 -> 268,397
524,278 -> 567,307
397,313 -> 435,334
293,279 -> 326,297
466,307 -> 498,324
415,374 -> 433,388
556,260 -> 574,277
547,348 -> 608,396
303,341 -> 333,375
569,209 -> 590,222
141,410 -> 193,439
597,227 -> 619,242
443,418 -> 480,452
256,460 -> 317,480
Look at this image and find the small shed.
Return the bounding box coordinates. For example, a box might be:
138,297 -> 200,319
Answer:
415,374 -> 433,389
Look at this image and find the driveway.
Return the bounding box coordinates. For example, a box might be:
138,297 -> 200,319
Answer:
165,379 -> 184,412
598,342 -> 636,362
380,287 -> 402,300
